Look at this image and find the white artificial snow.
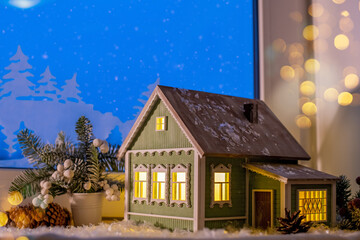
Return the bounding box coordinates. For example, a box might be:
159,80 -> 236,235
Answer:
0,221 -> 360,240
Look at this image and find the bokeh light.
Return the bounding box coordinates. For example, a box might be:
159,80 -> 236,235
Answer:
0,211 -> 8,227
339,17 -> 354,33
296,115 -> 312,129
338,92 -> 353,106
341,10 -> 350,17
305,59 -> 320,74
289,11 -> 303,23
288,51 -> 304,65
344,73 -> 359,89
300,81 -> 316,96
8,191 -> 23,206
308,3 -> 324,17
324,88 -> 339,102
332,0 -> 346,4
302,102 -> 317,116
272,38 -> 287,53
343,66 -> 357,76
16,237 -> 30,240
280,65 -> 295,81
303,25 -> 319,41
289,43 -> 304,54
292,65 -> 305,79
334,34 -> 349,50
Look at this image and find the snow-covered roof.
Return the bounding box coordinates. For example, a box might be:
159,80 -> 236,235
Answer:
244,163 -> 338,181
118,85 -> 311,160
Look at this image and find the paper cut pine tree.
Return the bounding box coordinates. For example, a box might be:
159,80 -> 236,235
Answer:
35,66 -> 58,99
60,73 -> 82,103
1,45 -> 35,99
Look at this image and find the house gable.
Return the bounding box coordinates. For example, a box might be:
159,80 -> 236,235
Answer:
128,99 -> 192,150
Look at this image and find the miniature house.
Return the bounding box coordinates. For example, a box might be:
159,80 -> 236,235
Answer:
117,85 -> 338,231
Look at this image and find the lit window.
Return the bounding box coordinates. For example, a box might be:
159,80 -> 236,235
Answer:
134,172 -> 147,198
156,116 -> 167,131
172,172 -> 186,201
214,172 -> 230,201
298,190 -> 327,222
152,172 -> 166,200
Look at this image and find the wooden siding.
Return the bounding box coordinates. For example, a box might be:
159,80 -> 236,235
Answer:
129,214 -> 193,231
291,184 -> 332,226
249,172 -> 281,227
205,219 -> 245,229
129,151 -> 194,218
205,157 -> 246,218
129,100 -> 192,150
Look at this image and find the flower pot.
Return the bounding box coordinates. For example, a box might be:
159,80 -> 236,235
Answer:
70,192 -> 103,226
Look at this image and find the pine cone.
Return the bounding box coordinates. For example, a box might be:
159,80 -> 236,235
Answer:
42,203 -> 71,227
7,205 -> 41,228
277,208 -> 312,234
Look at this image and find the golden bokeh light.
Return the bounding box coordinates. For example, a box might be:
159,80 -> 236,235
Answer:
303,25 -> 319,41
292,65 -> 305,79
299,97 -> 311,108
338,92 -> 353,106
334,34 -> 349,50
339,17 -> 354,33
296,115 -> 312,129
341,10 -> 350,17
308,3 -> 324,17
8,191 -> 23,206
313,39 -> 328,53
272,38 -> 287,53
318,24 -> 332,39
280,65 -> 295,81
324,88 -> 339,102
305,59 -> 320,74
344,73 -> 359,89
300,81 -> 316,96
289,11 -> 303,23
16,237 -> 30,240
343,66 -> 357,76
333,0 -> 346,4
0,212 -> 8,227
289,43 -> 304,54
302,102 -> 317,116
288,51 -> 304,65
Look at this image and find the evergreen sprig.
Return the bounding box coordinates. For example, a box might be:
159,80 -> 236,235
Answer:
337,175 -> 352,209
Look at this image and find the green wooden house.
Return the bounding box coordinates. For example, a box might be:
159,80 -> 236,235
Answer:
117,85 -> 338,231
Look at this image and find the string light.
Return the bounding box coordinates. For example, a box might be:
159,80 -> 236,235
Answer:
334,34 -> 349,50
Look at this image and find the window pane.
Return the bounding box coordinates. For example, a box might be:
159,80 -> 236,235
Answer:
141,182 -> 147,198
298,190 -> 327,222
215,172 -> 226,182
160,182 -> 165,199
180,183 -> 186,200
214,183 -> 221,201
157,172 -> 166,182
176,172 -> 186,182
139,172 -> 147,181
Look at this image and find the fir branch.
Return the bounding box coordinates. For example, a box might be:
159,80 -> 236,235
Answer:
17,129 -> 44,166
9,168 -> 51,198
87,146 -> 101,192
75,116 -> 94,153
98,143 -> 124,172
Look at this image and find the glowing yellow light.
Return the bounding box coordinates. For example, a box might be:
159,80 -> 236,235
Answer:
341,10 -> 350,17
303,25 -> 319,41
156,117 -> 165,131
296,115 -> 312,129
0,212 -> 8,227
318,24 -> 332,39
289,43 -> 304,54
344,73 -> 359,89
333,0 -> 345,4
272,38 -> 286,53
280,65 -> 295,81
292,65 -> 305,79
339,17 -> 354,33
16,237 -> 30,240
8,191 -> 23,206
300,81 -> 316,96
305,59 -> 320,74
308,3 -> 324,17
172,172 -> 186,201
214,172 -> 229,201
152,172 -> 165,200
289,11 -> 303,23
289,51 -> 304,65
134,172 -> 147,198
338,92 -> 353,106
343,66 -> 357,76
299,190 -> 327,222
302,102 -> 317,116
334,34 -> 349,50
324,88 -> 339,102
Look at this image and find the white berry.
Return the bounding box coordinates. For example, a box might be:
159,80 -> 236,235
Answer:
64,159 -> 73,169
111,184 -> 118,191
57,164 -> 64,172
84,181 -> 92,190
40,202 -> 48,209
106,188 -> 114,196
93,138 -> 103,147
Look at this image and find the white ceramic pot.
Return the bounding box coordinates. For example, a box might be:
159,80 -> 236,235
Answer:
70,192 -> 103,226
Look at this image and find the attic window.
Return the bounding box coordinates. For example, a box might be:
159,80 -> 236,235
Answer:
156,116 -> 167,131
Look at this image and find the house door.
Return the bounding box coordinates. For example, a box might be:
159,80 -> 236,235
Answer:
253,190 -> 272,229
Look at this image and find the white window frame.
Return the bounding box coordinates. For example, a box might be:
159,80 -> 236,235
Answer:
210,163 -> 232,208
150,164 -> 169,205
133,164 -> 151,204
170,163 -> 191,207
156,116 -> 167,131
297,189 -> 328,222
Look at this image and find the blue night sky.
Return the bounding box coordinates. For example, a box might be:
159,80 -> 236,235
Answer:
0,0 -> 254,165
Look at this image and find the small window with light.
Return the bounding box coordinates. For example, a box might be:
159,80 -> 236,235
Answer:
170,164 -> 191,207
298,189 -> 327,222
210,163 -> 232,208
153,172 -> 166,200
156,116 -> 167,131
133,164 -> 149,202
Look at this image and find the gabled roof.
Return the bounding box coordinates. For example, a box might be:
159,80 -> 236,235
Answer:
117,85 -> 310,160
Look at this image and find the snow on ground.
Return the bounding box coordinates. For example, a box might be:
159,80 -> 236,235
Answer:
1,221 -> 360,240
